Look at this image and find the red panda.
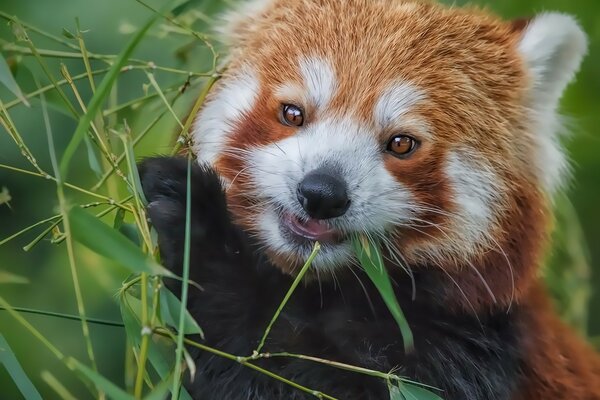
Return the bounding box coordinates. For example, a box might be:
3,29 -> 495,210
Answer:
140,0 -> 600,398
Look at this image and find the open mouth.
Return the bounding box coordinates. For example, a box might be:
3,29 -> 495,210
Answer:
280,212 -> 345,244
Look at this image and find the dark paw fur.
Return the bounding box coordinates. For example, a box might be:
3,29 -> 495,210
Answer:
138,156 -> 235,273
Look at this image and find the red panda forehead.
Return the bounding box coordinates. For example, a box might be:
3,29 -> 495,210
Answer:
237,0 -> 527,138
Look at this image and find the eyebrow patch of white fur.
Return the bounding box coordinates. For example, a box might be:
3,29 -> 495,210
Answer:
375,82 -> 426,129
192,67 -> 259,165
300,56 -> 337,109
445,152 -> 501,251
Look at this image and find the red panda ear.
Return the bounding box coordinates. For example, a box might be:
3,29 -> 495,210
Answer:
216,0 -> 275,47
515,13 -> 588,193
516,13 -> 587,112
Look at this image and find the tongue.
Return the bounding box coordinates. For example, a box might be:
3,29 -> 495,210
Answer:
285,213 -> 339,242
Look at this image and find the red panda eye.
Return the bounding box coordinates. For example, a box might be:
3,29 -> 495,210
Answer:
280,104 -> 304,127
386,134 -> 418,157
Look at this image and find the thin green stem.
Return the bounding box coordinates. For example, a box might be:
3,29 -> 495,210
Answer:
0,306 -> 124,327
41,371 -> 78,400
92,110 -> 168,191
0,101 -> 47,175
134,273 -> 150,399
41,91 -> 99,378
133,0 -> 218,71
254,243 -> 321,354
1,43 -> 214,77
0,11 -> 79,50
170,73 -> 220,155
154,328 -> 337,400
145,71 -> 183,129
61,64 -> 131,191
0,214 -> 61,246
0,297 -> 65,361
76,18 -> 96,93
259,352 -> 396,381
0,163 -> 129,207
25,39 -> 80,118
3,68 -> 111,110
171,156 -> 192,399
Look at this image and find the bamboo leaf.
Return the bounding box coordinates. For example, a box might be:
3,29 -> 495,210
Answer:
352,235 -> 414,351
120,295 -> 193,400
0,53 -> 29,106
69,207 -> 174,277
83,135 -> 103,177
0,334 -> 42,400
143,374 -> 173,400
59,8 -> 163,179
41,370 -> 78,400
160,286 -> 204,337
399,383 -> 444,400
67,357 -> 134,400
389,384 -> 405,400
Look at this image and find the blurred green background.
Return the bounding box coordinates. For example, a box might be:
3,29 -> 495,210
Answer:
0,0 -> 598,398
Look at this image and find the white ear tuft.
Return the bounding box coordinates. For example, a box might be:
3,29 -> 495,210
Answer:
518,13 -> 588,111
517,13 -> 587,193
216,0 -> 275,47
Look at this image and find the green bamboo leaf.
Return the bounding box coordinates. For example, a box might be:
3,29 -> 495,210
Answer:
41,370 -> 78,400
120,295 -> 193,400
160,286 -> 204,337
389,384 -> 405,400
119,129 -> 147,205
143,375 -> 174,400
0,271 -> 29,284
0,52 -> 29,107
0,334 -> 42,400
114,208 -> 126,230
67,357 -> 134,400
59,7 -> 165,179
69,207 -> 174,277
352,235 -> 414,351
62,27 -> 76,39
83,135 -> 103,177
399,383 -> 444,400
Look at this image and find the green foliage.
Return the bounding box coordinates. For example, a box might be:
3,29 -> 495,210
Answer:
352,235 -> 414,351
0,334 -> 42,400
69,206 -> 173,277
0,0 -> 598,399
545,195 -> 592,334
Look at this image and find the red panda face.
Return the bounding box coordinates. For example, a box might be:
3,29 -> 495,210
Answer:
192,0 -> 587,278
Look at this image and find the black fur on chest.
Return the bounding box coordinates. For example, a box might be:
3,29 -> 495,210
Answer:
139,157 -> 523,400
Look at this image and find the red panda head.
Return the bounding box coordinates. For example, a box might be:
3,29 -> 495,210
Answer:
192,0 -> 587,308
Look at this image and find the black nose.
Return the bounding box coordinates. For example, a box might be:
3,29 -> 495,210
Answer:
297,168 -> 350,219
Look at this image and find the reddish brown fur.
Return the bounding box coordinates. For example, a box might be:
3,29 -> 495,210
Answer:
194,0 -> 600,397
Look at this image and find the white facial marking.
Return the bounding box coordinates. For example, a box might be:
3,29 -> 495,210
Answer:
375,82 -> 427,134
299,56 -> 337,109
445,152 -> 502,253
517,13 -> 587,193
192,67 -> 259,165
248,117 -> 414,269
274,82 -> 304,103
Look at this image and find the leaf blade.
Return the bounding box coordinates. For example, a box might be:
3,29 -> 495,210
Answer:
160,286 -> 204,336
67,357 -> 134,400
399,383 -> 444,400
0,53 -> 29,106
69,207 -> 174,277
0,334 -> 42,400
352,235 -> 414,350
